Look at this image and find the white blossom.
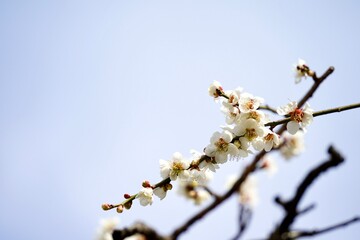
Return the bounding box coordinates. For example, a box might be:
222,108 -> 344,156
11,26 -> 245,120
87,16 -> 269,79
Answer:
237,110 -> 269,125
262,128 -> 280,152
193,190 -> 211,205
260,156 -> 278,177
277,101 -> 313,134
189,168 -> 213,185
231,136 -> 251,159
208,81 -> 223,98
205,131 -> 239,164
233,118 -> 265,143
159,152 -> 190,181
153,187 -> 167,200
96,217 -> 119,240
238,93 -> 264,113
226,175 -> 258,208
177,180 -> 210,205
137,187 -> 154,206
294,59 -> 310,84
280,131 -> 305,159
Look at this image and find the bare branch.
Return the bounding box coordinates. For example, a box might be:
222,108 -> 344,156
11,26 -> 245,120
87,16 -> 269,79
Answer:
294,216 -> 360,238
113,222 -> 168,240
268,145 -> 345,240
231,205 -> 252,240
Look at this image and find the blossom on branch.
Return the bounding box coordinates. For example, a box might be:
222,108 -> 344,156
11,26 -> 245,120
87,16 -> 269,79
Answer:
205,131 -> 239,164
137,187 -> 154,206
238,92 -> 264,113
277,101 -> 313,134
294,59 -> 314,83
159,152 -> 190,181
177,180 -> 211,205
226,175 -> 258,208
280,131 -> 305,159
208,81 -> 224,99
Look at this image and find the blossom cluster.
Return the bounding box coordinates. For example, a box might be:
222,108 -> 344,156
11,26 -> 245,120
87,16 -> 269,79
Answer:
102,60 -> 315,213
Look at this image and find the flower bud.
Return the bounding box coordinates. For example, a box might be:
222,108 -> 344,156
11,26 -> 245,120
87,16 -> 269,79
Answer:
124,193 -> 131,199
101,203 -> 113,211
124,201 -> 133,210
116,204 -> 124,213
165,183 -> 173,191
142,180 -> 151,188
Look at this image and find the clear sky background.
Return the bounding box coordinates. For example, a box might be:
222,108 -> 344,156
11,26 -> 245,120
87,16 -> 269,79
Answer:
1,1 -> 360,240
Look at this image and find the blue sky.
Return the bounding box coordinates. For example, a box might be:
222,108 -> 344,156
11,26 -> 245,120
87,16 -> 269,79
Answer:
1,1 -> 360,239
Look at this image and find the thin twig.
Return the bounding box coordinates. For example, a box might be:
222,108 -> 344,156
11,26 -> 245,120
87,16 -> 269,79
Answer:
276,66 -> 334,135
265,102 -> 360,128
259,104 -> 278,114
295,216 -> 360,238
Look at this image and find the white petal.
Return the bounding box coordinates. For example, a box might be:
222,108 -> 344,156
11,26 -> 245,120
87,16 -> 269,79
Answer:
215,152 -> 228,164
287,121 -> 300,135
227,144 -> 239,156
222,130 -> 233,143
205,144 -> 216,157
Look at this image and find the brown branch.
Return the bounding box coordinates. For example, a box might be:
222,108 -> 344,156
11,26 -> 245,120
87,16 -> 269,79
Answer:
294,216 -> 360,238
276,66 -> 334,134
231,205 -> 252,240
169,150 -> 267,239
113,222 -> 168,240
259,104 -> 278,114
265,102 -> 360,128
268,145 -> 345,240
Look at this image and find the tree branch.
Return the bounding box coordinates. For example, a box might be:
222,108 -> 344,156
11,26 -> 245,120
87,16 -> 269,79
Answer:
294,216 -> 360,238
268,145 -> 345,240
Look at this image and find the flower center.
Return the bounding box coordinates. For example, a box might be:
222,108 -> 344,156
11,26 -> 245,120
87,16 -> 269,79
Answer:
290,108 -> 304,122
245,128 -> 257,140
246,99 -> 255,110
172,162 -> 184,175
248,111 -> 260,122
215,138 -> 229,152
264,133 -> 274,142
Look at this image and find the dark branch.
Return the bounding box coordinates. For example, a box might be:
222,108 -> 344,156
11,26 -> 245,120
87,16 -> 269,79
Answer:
276,66 -> 334,134
169,151 -> 267,240
268,145 -> 345,240
294,216 -> 360,238
113,222 -> 168,240
231,205 -> 252,240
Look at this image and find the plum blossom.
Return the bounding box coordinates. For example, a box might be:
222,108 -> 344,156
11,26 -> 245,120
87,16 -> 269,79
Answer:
222,87 -> 243,109
137,187 -> 154,206
208,81 -> 224,98
153,187 -> 167,200
231,136 -> 251,158
260,156 -> 278,177
261,128 -> 280,152
280,131 -> 305,159
189,168 -> 213,185
233,118 -> 265,143
226,175 -> 258,208
237,110 -> 269,125
277,101 -> 313,135
294,59 -> 313,84
96,217 -> 119,240
159,152 -> 190,181
205,131 -> 239,164
238,93 -> 264,113
177,180 -> 210,205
